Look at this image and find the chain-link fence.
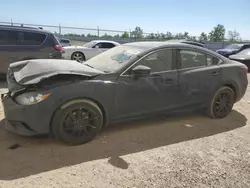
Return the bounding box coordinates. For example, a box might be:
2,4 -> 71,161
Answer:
1,21 -> 249,51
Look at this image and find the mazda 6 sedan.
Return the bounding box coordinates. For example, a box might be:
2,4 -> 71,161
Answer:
2,41 -> 248,145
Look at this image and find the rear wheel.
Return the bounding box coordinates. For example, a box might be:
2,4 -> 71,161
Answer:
71,52 -> 85,62
52,99 -> 103,145
207,86 -> 235,119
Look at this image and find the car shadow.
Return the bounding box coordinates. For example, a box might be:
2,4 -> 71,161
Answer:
0,110 -> 246,180
0,81 -> 7,89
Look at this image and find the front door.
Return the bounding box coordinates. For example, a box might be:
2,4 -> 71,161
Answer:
177,49 -> 222,108
114,48 -> 181,120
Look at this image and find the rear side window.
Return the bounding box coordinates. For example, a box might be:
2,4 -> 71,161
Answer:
60,39 -> 70,43
180,50 -> 206,68
18,31 -> 46,45
93,42 -> 115,49
179,49 -> 220,68
207,55 -> 220,66
0,30 -> 18,45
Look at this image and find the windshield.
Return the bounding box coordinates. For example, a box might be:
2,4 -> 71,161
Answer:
83,41 -> 96,48
84,45 -> 143,73
225,44 -> 242,50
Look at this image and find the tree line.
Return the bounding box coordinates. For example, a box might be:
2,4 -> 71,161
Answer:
63,24 -> 242,42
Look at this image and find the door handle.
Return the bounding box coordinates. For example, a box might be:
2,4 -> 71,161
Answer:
164,78 -> 173,83
211,71 -> 219,76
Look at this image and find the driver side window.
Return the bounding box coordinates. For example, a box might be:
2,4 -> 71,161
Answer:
137,49 -> 173,73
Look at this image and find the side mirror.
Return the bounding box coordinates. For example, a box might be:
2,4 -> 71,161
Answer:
94,45 -> 99,49
131,65 -> 151,79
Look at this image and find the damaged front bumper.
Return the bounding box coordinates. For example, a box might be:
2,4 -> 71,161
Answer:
1,92 -> 53,136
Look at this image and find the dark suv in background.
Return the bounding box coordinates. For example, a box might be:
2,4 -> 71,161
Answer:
0,25 -> 62,74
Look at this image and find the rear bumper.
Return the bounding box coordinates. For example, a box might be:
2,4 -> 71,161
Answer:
236,75 -> 248,102
1,94 -> 54,136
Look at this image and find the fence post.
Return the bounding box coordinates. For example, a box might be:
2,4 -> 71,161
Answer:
97,26 -> 99,38
58,24 -> 62,36
129,29 -> 132,42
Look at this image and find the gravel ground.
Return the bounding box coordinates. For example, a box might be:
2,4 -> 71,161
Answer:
0,77 -> 250,188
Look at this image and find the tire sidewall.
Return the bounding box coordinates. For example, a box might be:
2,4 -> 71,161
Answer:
71,52 -> 85,62
52,100 -> 103,145
208,86 -> 235,119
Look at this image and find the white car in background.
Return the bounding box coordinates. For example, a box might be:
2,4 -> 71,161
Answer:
62,40 -> 120,62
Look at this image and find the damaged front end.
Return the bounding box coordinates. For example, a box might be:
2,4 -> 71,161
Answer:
2,59 -> 102,100
1,59 -> 103,136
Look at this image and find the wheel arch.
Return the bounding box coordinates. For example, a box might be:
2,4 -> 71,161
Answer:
49,97 -> 108,133
222,82 -> 237,102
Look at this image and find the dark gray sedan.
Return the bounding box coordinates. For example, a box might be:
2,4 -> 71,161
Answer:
1,42 -> 248,145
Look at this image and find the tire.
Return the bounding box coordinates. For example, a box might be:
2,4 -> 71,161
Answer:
207,86 -> 235,119
71,52 -> 85,62
52,99 -> 103,145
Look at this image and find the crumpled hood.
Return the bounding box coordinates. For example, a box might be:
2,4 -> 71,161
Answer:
9,59 -> 103,85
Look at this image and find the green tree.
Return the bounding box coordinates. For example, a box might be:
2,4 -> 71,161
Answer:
121,31 -> 129,38
101,33 -> 112,38
199,32 -> 208,41
145,33 -> 155,39
227,30 -> 241,42
209,24 -> 226,42
165,31 -> 173,40
160,33 -> 165,39
131,26 -> 143,38
174,33 -> 184,39
183,31 -> 189,39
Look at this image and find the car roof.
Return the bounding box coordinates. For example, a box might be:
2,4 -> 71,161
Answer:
91,40 -> 120,45
0,25 -> 52,34
123,41 -> 201,49
123,41 -> 224,59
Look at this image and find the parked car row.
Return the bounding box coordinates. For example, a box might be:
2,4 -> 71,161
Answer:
0,25 -> 122,74
0,24 -> 249,145
215,43 -> 250,69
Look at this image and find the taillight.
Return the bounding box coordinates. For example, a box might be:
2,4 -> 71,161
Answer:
55,45 -> 62,52
243,66 -> 248,73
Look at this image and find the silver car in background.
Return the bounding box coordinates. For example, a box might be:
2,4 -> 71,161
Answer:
62,40 -> 120,62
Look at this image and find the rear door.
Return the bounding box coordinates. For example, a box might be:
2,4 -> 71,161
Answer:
177,48 -> 222,108
0,29 -> 18,73
16,31 -> 49,60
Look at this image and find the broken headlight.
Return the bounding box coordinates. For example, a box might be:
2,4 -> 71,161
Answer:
15,92 -> 51,105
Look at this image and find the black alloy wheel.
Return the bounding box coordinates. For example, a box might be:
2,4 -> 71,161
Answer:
208,86 -> 235,119
52,100 -> 103,145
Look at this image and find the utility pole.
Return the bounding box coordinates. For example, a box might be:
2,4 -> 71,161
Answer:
59,24 -> 62,36
97,26 -> 100,38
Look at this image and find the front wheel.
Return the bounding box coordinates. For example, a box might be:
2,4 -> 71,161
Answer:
51,99 -> 103,145
207,86 -> 235,119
